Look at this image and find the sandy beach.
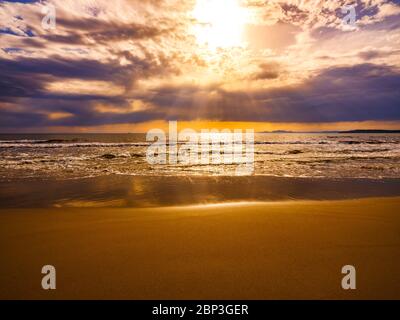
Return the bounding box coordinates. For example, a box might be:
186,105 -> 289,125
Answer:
2,0 -> 400,306
0,197 -> 399,300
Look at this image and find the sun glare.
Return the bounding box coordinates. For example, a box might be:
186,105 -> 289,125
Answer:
192,0 -> 247,49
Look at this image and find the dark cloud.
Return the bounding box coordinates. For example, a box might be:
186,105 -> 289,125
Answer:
48,18 -> 169,45
250,62 -> 281,80
0,49 -> 179,128
0,51 -> 178,99
279,3 -> 309,24
1,62 -> 400,128
138,63 -> 400,123
357,49 -> 400,60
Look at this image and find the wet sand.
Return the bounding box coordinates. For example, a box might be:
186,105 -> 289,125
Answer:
2,175 -> 400,208
0,197 -> 399,299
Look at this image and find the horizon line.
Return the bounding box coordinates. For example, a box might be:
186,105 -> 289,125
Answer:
1,129 -> 400,134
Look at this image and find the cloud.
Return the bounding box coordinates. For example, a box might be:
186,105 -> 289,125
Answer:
0,0 -> 399,130
134,63 -> 400,123
249,62 -> 281,80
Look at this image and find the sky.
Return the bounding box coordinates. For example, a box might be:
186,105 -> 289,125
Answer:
0,0 -> 399,132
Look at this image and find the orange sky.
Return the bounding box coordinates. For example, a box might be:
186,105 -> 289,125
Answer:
14,120 -> 400,133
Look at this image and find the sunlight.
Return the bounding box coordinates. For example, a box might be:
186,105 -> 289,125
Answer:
192,0 -> 247,49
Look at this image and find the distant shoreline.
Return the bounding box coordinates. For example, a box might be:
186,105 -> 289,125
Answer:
1,129 -> 400,135
259,129 -> 400,134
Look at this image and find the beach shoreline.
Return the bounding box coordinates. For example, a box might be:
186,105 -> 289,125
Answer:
1,197 -> 399,300
2,175 -> 400,208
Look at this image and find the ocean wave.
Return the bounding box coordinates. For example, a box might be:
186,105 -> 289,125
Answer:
332,148 -> 392,154
254,141 -> 328,145
291,155 -> 400,164
339,140 -> 390,145
0,139 -> 81,144
286,150 -> 304,155
0,142 -> 150,149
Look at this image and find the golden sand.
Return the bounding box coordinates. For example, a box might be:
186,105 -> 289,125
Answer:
0,198 -> 399,299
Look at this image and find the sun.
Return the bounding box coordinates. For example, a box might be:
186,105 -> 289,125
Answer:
192,0 -> 248,49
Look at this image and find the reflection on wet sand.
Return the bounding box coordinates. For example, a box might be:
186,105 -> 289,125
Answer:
1,175 -> 400,208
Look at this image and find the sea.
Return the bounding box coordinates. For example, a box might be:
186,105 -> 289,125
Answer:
0,133 -> 399,180
0,133 -> 399,207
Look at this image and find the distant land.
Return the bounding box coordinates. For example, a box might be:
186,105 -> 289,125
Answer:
340,130 -> 400,134
260,129 -> 400,134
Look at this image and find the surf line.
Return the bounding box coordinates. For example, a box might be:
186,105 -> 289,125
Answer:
146,121 -> 255,175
